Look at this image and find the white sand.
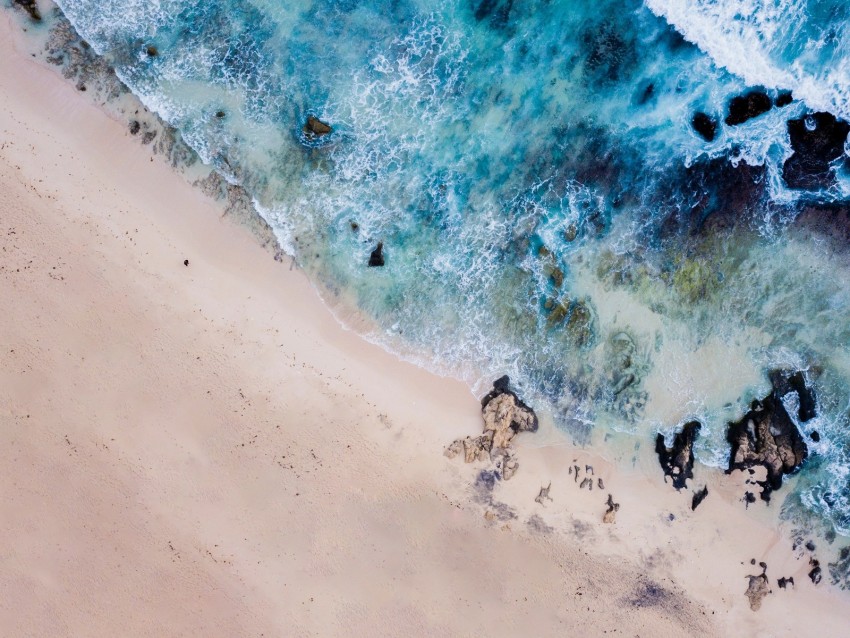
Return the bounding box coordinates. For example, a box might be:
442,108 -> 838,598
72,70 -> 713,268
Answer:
1,11 -> 849,637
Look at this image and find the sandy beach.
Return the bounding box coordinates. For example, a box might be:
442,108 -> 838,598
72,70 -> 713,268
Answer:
1,8 -> 849,637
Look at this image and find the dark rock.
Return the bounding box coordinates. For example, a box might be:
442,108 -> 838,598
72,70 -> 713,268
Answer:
655,421 -> 701,490
777,576 -> 794,589
146,45 -> 158,57
215,110 -> 226,119
141,130 -> 157,145
303,115 -> 332,138
775,91 -> 793,107
768,369 -> 817,422
725,91 -> 772,126
183,259 -> 189,267
810,431 -> 820,442
806,540 -> 816,552
13,0 -> 41,21
368,242 -> 384,267
783,112 -> 850,189
744,491 -> 757,507
128,120 -> 141,135
691,112 -> 718,142
691,485 -> 709,511
809,559 -> 822,584
726,373 -> 810,502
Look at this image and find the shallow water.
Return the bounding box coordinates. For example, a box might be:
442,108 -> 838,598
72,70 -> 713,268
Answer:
49,0 -> 850,537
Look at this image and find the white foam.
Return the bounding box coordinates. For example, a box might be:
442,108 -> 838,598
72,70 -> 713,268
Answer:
645,0 -> 850,120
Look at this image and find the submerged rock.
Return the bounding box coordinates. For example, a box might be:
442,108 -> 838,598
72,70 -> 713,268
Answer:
726,371 -> 812,502
691,112 -> 717,142
368,242 -> 385,267
303,115 -> 332,138
725,90 -> 772,126
655,421 -> 701,490
782,112 -> 850,190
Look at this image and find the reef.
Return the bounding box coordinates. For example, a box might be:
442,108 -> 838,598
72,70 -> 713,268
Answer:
726,370 -> 813,502
655,421 -> 701,490
445,376 -> 537,480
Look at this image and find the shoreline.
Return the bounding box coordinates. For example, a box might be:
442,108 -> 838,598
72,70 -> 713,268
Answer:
2,6 -> 850,636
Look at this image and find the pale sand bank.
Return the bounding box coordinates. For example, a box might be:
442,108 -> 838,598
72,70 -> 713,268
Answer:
0,10 -> 848,637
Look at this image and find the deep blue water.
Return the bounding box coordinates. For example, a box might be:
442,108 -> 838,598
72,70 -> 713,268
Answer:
53,0 -> 850,537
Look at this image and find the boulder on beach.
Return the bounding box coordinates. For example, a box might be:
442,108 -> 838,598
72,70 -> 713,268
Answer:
444,376 -> 538,480
655,421 -> 701,490
303,115 -> 332,138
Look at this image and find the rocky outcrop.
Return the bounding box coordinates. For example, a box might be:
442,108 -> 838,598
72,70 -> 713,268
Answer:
725,91 -> 772,126
303,115 -> 332,138
368,242 -> 385,267
726,370 -> 813,502
444,376 -> 537,480
782,112 -> 850,189
691,112 -> 717,142
655,421 -> 701,490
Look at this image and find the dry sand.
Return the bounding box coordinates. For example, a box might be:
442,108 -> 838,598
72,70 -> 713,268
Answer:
1,10 -> 849,637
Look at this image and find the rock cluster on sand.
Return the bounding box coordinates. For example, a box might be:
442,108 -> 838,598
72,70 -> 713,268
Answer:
726,370 -> 813,502
445,375 -> 538,480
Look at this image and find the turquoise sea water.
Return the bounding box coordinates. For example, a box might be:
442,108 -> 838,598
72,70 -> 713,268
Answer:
52,0 -> 850,537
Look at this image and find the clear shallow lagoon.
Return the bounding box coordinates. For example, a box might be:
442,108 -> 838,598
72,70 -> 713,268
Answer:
53,0 -> 850,535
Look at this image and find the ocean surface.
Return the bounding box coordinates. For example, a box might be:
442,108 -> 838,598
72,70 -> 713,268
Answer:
48,0 -> 850,538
